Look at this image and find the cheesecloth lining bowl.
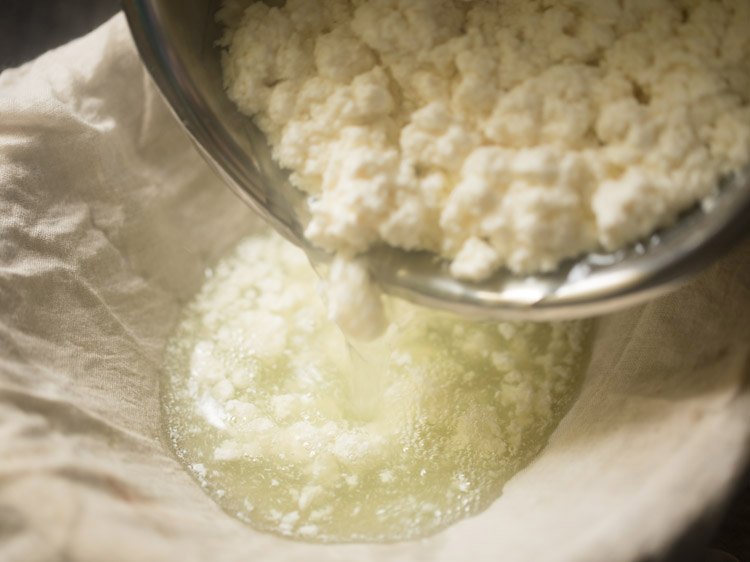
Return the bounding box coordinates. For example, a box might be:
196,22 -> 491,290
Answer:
122,0 -> 750,321
3,13 -> 750,562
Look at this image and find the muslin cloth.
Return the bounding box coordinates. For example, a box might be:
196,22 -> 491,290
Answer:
1,14 -> 749,562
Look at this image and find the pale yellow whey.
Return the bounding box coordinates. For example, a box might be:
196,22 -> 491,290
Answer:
162,232 -> 590,542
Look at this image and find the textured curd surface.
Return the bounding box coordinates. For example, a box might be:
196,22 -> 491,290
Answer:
162,233 -> 590,542
220,0 -> 750,279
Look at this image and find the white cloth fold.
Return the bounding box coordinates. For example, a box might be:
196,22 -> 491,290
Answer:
0,14 -> 748,562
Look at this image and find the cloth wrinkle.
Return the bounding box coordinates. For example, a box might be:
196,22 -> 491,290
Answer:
0,12 -> 748,562
0,388 -> 162,449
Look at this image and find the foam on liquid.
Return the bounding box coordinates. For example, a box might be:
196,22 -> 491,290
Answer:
162,232 -> 590,542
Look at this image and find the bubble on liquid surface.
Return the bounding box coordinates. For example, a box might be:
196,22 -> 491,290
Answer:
162,232 -> 590,543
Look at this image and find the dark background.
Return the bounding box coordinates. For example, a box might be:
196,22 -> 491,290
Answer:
0,0 -> 121,70
0,0 -> 748,560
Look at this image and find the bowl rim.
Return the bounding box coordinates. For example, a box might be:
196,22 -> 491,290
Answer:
122,0 -> 750,321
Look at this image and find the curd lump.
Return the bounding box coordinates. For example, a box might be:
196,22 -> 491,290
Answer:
163,232 -> 590,542
220,0 -> 750,281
